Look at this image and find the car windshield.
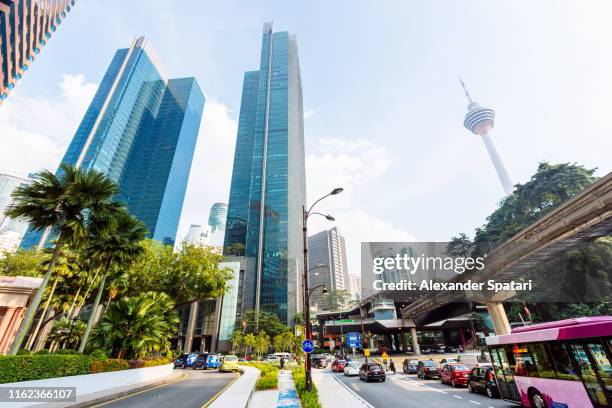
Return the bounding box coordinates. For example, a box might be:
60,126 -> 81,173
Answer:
423,361 -> 437,367
348,362 -> 360,367
451,364 -> 469,371
369,364 -> 382,369
409,360 -> 418,364
337,360 -> 346,363
225,356 -> 238,361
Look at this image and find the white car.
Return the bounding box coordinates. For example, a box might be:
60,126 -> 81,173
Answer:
344,361 -> 360,376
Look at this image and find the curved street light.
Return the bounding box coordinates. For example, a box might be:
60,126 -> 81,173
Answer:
302,187 -> 342,391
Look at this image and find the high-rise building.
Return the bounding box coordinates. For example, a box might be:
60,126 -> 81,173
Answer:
0,173 -> 30,227
223,22 -> 306,324
185,224 -> 211,247
460,77 -> 513,195
208,203 -> 227,233
308,227 -> 349,311
21,36 -> 205,248
348,274 -> 361,301
0,173 -> 31,254
0,0 -> 76,104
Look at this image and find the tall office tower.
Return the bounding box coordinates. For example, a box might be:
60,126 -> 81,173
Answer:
307,227 -> 349,311
348,274 -> 361,301
208,203 -> 227,233
223,23 -> 306,324
0,173 -> 31,254
460,78 -> 513,195
0,0 -> 76,105
21,36 -> 205,248
0,173 -> 31,227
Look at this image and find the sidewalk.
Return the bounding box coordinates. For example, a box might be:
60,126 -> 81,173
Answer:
251,369 -> 300,408
311,370 -> 374,408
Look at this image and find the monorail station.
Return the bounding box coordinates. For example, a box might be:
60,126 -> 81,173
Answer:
314,289 -> 488,354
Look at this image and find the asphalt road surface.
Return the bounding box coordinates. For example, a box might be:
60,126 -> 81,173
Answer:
334,370 -> 518,408
94,368 -> 237,408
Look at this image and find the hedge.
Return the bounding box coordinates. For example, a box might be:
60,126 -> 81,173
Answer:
240,362 -> 279,390
0,354 -> 171,384
293,366 -> 322,408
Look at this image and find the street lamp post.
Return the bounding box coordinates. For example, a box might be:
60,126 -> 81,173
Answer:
303,187 -> 342,392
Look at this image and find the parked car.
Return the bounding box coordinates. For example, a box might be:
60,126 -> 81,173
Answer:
468,366 -> 499,398
416,360 -> 440,379
331,359 -> 346,372
266,354 -> 280,364
420,346 -> 432,354
444,345 -> 460,353
344,361 -> 360,376
359,363 -> 386,382
192,353 -> 209,369
457,353 -> 492,369
312,355 -> 328,369
175,353 -> 199,369
201,354 -> 221,370
433,344 -> 446,353
438,358 -> 457,373
220,355 -> 240,372
440,363 -> 471,387
402,359 -> 419,374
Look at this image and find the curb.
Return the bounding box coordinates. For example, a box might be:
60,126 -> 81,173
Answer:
69,373 -> 187,408
331,373 -> 375,408
201,371 -> 241,408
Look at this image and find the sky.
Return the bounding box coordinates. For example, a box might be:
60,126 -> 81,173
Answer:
1,0 -> 611,278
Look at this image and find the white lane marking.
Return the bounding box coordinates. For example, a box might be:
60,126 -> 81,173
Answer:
453,395 -> 463,399
469,401 -> 481,405
331,372 -> 375,408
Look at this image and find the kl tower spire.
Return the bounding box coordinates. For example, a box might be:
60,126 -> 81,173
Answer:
460,76 -> 514,195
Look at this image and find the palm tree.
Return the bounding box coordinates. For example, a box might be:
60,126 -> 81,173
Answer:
78,208 -> 148,352
243,333 -> 256,359
91,292 -> 179,359
255,331 -> 270,358
6,164 -> 118,355
231,330 -> 243,355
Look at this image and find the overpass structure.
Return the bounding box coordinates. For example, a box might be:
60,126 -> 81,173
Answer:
402,171 -> 612,334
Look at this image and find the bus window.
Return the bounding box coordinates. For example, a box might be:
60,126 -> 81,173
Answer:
529,343 -> 556,379
510,343 -> 537,377
586,341 -> 612,406
548,342 -> 580,380
490,347 -> 521,402
568,342 -> 607,406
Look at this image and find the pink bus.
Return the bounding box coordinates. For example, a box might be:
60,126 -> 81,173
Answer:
486,316 -> 612,408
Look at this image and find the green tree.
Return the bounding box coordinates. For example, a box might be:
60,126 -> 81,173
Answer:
6,164 -> 118,355
472,162 -> 597,255
78,208 -> 148,352
237,309 -> 290,338
243,333 -> 256,358
91,291 -> 179,359
447,233 -> 474,257
0,248 -> 47,277
231,329 -> 243,354
254,331 -> 270,358
326,289 -> 351,311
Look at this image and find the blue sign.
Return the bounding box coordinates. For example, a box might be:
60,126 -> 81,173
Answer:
302,339 -> 314,353
347,332 -> 360,348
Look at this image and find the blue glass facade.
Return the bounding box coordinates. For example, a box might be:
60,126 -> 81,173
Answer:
224,23 -> 306,324
21,37 -> 204,248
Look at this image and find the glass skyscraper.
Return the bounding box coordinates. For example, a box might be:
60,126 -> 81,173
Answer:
224,23 -> 306,324
21,36 -> 204,248
0,0 -> 76,104
208,202 -> 227,233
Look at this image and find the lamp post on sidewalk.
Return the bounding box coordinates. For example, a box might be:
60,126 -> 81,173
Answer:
303,187 -> 343,392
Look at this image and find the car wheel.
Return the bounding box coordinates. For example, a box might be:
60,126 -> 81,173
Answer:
381,378 -> 385,382
529,389 -> 547,408
486,386 -> 495,399
468,383 -> 474,393
451,379 -> 457,388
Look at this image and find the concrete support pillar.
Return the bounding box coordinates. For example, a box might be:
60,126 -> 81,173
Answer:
400,331 -> 407,352
410,327 -> 420,355
459,329 -> 466,350
486,302 -> 511,335
184,301 -> 199,353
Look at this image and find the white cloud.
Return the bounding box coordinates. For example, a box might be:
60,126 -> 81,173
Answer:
0,74 -> 97,175
306,137 -> 413,279
304,109 -> 316,120
176,97 -> 238,240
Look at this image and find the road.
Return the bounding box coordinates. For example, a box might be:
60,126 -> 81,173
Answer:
334,370 -> 517,408
93,368 -> 237,408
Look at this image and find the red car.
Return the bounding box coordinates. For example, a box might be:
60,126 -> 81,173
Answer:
440,363 -> 471,387
331,359 -> 346,372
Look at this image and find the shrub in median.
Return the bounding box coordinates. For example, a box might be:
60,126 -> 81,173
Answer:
292,366 -> 322,408
240,362 -> 279,390
89,358 -> 129,373
0,355 -> 92,383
